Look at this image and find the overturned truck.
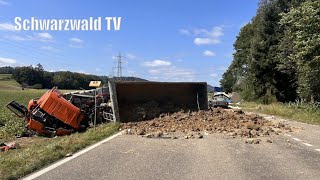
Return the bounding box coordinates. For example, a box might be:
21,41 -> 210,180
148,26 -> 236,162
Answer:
6,82 -> 208,136
111,82 -> 208,122
6,87 -> 112,136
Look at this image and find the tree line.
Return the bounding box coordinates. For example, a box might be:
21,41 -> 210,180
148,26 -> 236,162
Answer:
0,64 -> 146,89
220,0 -> 320,103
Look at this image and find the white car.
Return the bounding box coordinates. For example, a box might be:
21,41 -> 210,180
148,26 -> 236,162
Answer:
211,97 -> 229,108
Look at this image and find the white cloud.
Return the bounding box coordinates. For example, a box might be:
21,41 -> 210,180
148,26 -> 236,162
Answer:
147,66 -> 196,82
69,37 -> 84,48
36,33 -> 53,40
194,38 -> 220,45
0,23 -> 15,31
179,29 -> 191,35
4,35 -> 29,41
143,59 -> 171,67
126,53 -> 136,60
0,0 -> 9,5
69,44 -> 83,48
0,57 -> 17,66
4,32 -> 54,42
142,58 -> 195,81
192,27 -> 223,38
70,37 -> 83,43
48,68 -> 67,72
180,26 -> 224,45
211,28 -> 223,37
148,69 -> 161,75
40,46 -> 54,51
203,50 -> 216,57
39,46 -> 59,52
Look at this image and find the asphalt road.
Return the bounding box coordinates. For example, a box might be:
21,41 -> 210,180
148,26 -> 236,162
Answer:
263,113 -> 320,148
32,119 -> 320,180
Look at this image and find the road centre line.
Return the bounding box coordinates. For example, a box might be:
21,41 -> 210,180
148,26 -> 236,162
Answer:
302,143 -> 313,147
292,138 -> 302,142
285,134 -> 319,152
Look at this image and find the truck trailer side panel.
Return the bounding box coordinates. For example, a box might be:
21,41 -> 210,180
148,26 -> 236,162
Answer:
114,82 -> 208,122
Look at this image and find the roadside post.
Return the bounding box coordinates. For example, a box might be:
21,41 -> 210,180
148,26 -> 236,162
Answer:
89,81 -> 102,129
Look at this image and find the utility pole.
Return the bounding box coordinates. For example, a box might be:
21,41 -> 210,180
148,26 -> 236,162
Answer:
117,52 -> 123,81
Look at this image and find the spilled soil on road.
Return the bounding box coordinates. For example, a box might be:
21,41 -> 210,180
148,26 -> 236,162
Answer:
122,108 -> 294,144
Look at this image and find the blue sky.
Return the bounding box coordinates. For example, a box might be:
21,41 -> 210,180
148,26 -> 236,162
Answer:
0,0 -> 258,86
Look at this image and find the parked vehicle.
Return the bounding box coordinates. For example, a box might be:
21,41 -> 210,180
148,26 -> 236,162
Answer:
211,97 -> 229,108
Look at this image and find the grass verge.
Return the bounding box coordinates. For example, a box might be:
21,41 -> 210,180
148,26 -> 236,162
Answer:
239,102 -> 320,125
0,123 -> 120,180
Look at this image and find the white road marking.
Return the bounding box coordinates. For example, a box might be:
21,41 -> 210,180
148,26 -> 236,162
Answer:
23,130 -> 124,180
302,143 -> 313,147
292,138 -> 302,142
287,136 -> 318,150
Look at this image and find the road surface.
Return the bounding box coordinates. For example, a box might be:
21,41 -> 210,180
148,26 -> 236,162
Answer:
29,116 -> 320,180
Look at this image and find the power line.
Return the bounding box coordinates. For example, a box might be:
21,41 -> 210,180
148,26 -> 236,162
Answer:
0,38 -> 73,66
0,38 -> 94,71
0,16 -> 69,50
0,36 -> 72,61
0,16 -> 89,66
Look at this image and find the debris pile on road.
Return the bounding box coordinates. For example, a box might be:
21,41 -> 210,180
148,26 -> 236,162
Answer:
122,108 -> 293,143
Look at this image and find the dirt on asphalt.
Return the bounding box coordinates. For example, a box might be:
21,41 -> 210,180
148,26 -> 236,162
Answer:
121,108 -> 296,144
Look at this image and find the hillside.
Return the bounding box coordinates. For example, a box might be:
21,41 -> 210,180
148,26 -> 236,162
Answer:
0,74 -> 21,90
2,66 -> 219,91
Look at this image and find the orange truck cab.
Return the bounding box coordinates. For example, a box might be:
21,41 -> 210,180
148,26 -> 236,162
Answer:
7,87 -> 88,136
34,88 -> 84,129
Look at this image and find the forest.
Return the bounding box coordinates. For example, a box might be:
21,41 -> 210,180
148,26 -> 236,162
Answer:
0,64 -> 146,89
220,0 -> 320,103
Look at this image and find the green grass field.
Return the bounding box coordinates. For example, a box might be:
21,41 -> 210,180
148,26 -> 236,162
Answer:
0,74 -> 21,90
0,89 -> 48,140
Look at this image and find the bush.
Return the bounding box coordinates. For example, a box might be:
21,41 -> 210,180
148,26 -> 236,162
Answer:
30,84 -> 43,89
